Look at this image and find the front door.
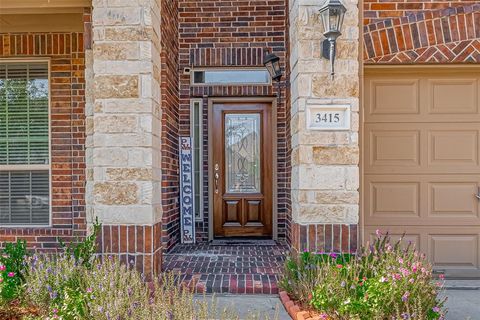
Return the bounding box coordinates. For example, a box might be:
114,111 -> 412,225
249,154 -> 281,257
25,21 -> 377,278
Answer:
212,102 -> 273,237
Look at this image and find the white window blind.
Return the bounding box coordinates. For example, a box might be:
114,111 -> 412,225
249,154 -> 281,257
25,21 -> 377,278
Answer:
0,62 -> 50,225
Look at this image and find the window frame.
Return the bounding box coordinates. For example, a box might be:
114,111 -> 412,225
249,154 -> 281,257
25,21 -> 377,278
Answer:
0,58 -> 52,227
190,99 -> 203,221
190,67 -> 272,86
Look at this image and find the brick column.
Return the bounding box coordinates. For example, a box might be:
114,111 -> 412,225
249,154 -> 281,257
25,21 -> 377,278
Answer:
289,0 -> 360,253
86,1 -> 162,275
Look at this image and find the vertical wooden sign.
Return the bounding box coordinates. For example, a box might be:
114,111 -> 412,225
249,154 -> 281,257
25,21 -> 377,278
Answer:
179,136 -> 195,244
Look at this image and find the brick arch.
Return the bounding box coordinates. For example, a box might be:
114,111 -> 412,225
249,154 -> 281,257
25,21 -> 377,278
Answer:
363,4 -> 480,64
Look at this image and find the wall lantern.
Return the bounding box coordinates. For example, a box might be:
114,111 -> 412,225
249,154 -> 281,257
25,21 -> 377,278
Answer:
319,0 -> 347,79
263,51 -> 283,82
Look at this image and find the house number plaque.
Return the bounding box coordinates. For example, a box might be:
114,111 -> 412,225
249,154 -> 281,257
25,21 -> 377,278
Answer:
306,104 -> 350,131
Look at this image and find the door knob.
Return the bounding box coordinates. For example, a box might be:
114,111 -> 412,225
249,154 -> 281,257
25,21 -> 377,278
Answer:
476,187 -> 480,200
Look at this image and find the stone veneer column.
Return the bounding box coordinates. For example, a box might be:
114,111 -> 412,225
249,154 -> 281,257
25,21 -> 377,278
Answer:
289,0 -> 360,253
86,0 -> 162,275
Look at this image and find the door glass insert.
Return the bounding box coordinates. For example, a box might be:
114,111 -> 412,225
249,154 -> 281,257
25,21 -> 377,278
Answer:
225,113 -> 261,193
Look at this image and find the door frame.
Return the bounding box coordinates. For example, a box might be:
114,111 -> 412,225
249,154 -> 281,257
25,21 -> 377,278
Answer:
207,97 -> 278,241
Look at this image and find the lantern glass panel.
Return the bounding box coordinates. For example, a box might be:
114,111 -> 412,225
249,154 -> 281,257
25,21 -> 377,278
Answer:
319,9 -> 329,34
330,9 -> 340,31
265,63 -> 275,79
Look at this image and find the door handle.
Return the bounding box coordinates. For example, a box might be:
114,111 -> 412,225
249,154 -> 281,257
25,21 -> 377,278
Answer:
214,163 -> 220,194
476,187 -> 480,200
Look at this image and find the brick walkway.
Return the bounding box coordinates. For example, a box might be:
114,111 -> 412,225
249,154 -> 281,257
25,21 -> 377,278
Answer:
163,242 -> 289,294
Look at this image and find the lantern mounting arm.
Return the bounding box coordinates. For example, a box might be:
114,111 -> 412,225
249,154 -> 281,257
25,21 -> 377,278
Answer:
322,30 -> 342,80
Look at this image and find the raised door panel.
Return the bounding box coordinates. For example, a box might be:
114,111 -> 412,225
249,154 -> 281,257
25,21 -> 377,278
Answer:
428,79 -> 478,114
428,182 -> 479,219
427,128 -> 479,170
365,125 -> 420,172
368,79 -> 419,115
224,200 -> 242,226
429,234 -> 479,269
367,181 -> 420,218
245,199 -> 262,225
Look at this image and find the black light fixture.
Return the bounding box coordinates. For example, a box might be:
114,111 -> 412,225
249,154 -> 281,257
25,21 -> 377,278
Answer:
263,51 -> 283,82
319,0 -> 347,79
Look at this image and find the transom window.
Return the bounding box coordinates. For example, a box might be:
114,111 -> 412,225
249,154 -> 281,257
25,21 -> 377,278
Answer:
192,69 -> 271,85
0,62 -> 50,226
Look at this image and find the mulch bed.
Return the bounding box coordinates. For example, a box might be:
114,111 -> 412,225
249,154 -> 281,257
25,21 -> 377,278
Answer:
0,300 -> 41,320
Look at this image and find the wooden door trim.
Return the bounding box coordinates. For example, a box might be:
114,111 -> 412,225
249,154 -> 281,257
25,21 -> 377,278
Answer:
207,97 -> 278,241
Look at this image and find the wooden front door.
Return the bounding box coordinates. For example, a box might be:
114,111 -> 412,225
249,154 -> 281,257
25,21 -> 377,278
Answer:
212,103 -> 273,237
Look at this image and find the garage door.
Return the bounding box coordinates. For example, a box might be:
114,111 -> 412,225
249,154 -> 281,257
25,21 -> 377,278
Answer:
364,68 -> 480,278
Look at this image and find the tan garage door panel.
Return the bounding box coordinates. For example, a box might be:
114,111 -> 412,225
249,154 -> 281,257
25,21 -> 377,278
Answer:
365,72 -> 480,123
365,123 -> 480,174
364,68 -> 480,276
364,226 -> 480,272
365,175 -> 480,226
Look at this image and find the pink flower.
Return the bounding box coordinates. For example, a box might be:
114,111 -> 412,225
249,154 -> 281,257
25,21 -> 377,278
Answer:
439,274 -> 445,280
53,308 -> 58,314
86,287 -> 93,293
432,306 -> 441,313
0,265 -> 5,271
398,258 -> 404,264
375,229 -> 382,238
409,278 -> 414,283
400,268 -> 410,277
319,314 -> 329,320
7,272 -> 15,277
0,278 -> 3,283
336,264 -> 343,269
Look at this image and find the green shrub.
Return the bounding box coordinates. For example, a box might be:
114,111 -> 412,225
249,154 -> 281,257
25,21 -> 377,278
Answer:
0,239 -> 29,302
59,217 -> 101,270
280,232 -> 447,320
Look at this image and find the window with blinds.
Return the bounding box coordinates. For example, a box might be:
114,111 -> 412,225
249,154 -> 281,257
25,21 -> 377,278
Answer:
0,62 -> 50,225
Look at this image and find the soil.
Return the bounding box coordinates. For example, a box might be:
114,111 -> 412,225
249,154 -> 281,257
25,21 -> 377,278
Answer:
0,300 -> 41,320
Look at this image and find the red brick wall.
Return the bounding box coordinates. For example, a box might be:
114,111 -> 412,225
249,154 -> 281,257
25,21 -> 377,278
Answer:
0,31 -> 87,250
160,0 -> 181,251
364,0 -> 478,24
364,3 -> 480,63
178,0 -> 290,243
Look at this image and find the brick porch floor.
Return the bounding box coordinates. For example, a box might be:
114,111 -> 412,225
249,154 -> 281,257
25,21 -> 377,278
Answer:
163,242 -> 289,294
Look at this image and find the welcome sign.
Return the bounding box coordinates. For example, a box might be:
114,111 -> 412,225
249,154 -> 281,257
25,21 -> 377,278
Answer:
179,136 -> 195,244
